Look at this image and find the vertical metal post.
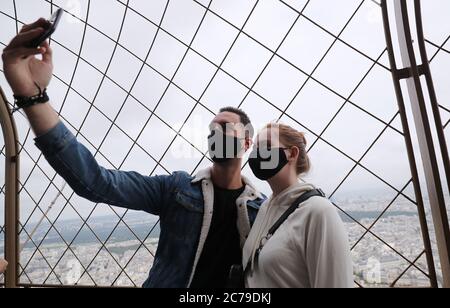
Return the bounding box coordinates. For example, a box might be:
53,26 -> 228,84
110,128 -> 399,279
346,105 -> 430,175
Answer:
382,0 -> 450,287
413,0 -> 450,287
0,86 -> 20,288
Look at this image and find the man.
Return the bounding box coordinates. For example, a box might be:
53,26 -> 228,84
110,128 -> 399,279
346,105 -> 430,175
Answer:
1,19 -> 264,288
0,259 -> 7,274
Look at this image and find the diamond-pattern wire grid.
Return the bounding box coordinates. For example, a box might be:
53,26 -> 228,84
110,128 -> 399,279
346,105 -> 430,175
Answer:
0,0 -> 448,287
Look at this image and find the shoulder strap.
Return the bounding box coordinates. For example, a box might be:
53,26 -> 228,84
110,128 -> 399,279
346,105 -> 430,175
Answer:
266,188 -> 326,238
244,188 -> 326,275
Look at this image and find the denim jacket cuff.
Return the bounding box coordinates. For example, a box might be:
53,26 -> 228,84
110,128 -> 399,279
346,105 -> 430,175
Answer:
34,121 -> 75,156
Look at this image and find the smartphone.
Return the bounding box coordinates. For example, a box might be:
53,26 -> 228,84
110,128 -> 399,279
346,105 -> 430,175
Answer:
27,8 -> 64,48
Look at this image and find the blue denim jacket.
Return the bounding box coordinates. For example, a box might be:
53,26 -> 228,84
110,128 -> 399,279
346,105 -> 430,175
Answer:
34,121 -> 265,288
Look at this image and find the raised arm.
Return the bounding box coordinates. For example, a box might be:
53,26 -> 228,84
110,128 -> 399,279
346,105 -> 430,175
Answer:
2,19 -> 170,215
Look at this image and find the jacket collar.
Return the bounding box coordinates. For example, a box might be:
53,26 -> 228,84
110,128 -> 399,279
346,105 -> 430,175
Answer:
192,167 -> 263,199
191,167 -> 212,183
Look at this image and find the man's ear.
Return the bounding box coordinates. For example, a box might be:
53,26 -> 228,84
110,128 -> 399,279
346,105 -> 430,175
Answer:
244,136 -> 253,152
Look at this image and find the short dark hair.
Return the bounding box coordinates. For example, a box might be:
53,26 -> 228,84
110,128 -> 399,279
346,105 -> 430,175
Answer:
219,106 -> 254,138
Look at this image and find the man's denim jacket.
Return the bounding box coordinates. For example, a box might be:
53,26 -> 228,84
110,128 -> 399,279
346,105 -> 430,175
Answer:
34,121 -> 265,288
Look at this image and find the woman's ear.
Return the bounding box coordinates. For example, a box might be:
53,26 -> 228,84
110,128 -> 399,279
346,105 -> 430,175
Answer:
289,146 -> 300,161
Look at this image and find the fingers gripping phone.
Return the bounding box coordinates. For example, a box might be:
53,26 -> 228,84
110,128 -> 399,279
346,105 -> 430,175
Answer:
27,8 -> 63,48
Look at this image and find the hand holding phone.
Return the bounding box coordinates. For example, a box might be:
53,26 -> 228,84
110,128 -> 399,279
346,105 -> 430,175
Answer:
3,18 -> 55,97
27,8 -> 63,48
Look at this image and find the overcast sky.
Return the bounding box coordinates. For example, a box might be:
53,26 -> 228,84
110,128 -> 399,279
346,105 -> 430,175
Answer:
0,0 -> 449,223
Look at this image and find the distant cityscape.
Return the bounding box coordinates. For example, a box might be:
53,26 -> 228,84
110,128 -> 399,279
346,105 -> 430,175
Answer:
1,195 -> 449,288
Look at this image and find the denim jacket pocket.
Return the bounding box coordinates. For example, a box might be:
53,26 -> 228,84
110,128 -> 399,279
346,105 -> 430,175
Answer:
174,190 -> 204,214
164,191 -> 204,241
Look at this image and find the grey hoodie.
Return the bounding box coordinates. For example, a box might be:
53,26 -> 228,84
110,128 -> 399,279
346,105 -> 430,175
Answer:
243,182 -> 354,288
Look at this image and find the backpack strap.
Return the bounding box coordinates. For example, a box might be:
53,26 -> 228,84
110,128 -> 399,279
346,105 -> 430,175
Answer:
266,189 -> 325,239
244,188 -> 326,275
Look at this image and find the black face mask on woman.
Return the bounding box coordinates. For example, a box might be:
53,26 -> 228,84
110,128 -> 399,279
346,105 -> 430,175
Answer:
208,129 -> 243,164
248,147 -> 289,180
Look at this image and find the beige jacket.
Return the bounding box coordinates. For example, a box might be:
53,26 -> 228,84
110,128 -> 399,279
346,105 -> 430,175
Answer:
243,182 -> 354,288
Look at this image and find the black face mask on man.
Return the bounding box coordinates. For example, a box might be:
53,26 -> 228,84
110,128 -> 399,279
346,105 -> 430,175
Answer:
248,147 -> 290,181
208,129 -> 244,164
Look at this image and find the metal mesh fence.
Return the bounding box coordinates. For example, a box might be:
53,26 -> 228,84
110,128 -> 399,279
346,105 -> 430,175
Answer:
0,0 -> 449,287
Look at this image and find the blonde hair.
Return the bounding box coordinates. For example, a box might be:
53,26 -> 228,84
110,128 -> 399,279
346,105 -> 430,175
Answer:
265,123 -> 311,175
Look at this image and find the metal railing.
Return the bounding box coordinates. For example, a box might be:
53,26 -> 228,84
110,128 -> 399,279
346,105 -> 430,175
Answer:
382,0 -> 450,287
0,87 -> 20,288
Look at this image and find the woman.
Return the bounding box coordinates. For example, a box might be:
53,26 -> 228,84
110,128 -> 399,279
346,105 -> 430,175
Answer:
243,123 -> 353,288
0,259 -> 7,274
